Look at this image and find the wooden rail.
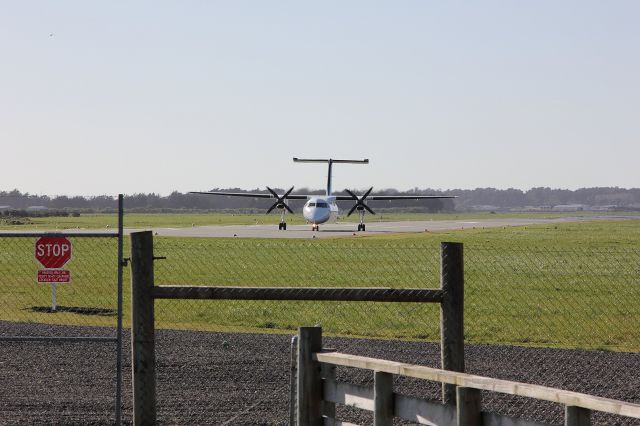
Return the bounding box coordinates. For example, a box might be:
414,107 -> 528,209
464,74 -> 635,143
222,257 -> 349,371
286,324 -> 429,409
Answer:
298,326 -> 640,426
153,286 -> 444,302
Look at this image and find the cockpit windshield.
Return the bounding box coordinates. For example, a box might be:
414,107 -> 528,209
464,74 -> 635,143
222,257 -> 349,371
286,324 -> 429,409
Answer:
316,202 -> 329,208
307,202 -> 316,207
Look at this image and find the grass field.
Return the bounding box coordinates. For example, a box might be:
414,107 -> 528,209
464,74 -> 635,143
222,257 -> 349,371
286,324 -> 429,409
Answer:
1,210 -> 637,230
1,216 -> 639,351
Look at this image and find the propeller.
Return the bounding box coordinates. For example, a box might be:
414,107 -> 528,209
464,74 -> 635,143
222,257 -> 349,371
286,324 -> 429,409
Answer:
266,186 -> 295,214
345,187 -> 376,216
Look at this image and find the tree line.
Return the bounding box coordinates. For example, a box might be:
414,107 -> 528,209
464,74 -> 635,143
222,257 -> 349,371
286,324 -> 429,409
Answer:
1,187 -> 639,213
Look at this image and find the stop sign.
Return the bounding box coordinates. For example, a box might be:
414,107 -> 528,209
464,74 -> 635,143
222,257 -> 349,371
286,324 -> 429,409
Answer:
35,237 -> 72,269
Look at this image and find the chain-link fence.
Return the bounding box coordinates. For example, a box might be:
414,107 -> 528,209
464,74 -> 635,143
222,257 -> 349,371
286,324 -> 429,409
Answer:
3,231 -> 638,424
147,237 -> 640,425
0,235 -> 120,334
0,231 -> 125,424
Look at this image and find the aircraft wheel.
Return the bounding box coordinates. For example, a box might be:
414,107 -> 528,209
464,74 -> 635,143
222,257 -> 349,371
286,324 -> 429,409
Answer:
283,223 -> 287,230
362,224 -> 366,232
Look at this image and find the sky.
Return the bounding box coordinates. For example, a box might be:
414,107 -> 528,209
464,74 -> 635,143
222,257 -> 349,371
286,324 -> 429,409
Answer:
2,1 -> 639,196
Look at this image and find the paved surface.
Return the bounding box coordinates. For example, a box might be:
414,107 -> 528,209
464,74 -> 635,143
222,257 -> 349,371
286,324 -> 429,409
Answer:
2,215 -> 637,239
135,215 -> 639,239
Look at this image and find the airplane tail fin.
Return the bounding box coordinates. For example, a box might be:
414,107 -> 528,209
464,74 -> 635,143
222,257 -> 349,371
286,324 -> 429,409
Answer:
293,158 -> 369,196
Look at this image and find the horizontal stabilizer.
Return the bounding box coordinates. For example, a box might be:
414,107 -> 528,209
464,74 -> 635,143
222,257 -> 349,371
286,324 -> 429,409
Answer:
293,158 -> 369,164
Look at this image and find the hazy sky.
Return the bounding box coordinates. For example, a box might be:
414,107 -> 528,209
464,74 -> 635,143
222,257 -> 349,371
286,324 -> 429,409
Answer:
2,1 -> 639,196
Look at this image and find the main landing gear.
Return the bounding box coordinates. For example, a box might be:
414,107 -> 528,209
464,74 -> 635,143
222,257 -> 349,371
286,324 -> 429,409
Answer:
278,210 -> 287,231
357,210 -> 366,232
311,224 -> 319,231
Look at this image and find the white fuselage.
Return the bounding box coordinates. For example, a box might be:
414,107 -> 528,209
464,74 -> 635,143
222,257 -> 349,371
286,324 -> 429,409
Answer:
302,196 -> 339,225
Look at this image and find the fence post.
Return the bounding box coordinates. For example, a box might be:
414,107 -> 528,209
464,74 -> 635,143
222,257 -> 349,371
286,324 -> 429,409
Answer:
321,363 -> 337,425
131,231 -> 156,425
289,335 -> 299,426
565,406 -> 591,426
297,327 -> 323,426
115,193 -> 124,426
441,242 -> 464,405
457,387 -> 481,426
374,371 -> 394,426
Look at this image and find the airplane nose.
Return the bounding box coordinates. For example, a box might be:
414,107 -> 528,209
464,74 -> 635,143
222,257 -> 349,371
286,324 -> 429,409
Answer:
312,209 -> 330,223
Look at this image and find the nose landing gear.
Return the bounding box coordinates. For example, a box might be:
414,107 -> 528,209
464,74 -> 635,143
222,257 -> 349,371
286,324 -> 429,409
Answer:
311,224 -> 319,231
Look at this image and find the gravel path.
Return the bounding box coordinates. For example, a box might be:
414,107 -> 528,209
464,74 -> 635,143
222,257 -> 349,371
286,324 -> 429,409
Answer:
1,322 -> 639,425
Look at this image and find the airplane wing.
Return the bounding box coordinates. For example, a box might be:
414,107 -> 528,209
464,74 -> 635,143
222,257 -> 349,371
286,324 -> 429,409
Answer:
189,191 -> 309,200
334,194 -> 456,200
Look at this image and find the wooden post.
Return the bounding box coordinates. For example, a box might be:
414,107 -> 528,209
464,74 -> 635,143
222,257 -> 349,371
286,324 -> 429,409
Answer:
565,406 -> 591,426
441,242 -> 464,405
374,371 -> 394,426
289,335 -> 298,426
297,327 -> 323,426
321,363 -> 336,425
457,387 -> 481,426
131,231 -> 156,425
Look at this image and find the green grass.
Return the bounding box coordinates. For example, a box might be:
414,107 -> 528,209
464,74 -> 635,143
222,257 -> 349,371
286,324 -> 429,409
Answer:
1,219 -> 639,351
1,210 -> 637,230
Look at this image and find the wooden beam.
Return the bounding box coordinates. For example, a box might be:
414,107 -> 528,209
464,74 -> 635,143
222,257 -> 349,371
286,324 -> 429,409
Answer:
315,352 -> 640,419
394,394 -> 456,425
153,286 -> 443,303
323,379 -> 373,411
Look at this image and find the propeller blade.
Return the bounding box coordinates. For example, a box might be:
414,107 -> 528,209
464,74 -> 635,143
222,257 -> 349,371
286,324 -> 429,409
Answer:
347,204 -> 359,216
266,202 -> 278,214
363,204 -> 376,215
284,203 -> 294,214
283,186 -> 295,198
361,186 -> 374,201
266,186 -> 279,198
345,189 -> 358,200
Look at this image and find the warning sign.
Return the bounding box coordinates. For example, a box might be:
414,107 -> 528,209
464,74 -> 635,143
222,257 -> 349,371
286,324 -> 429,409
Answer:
35,236 -> 72,269
37,269 -> 71,283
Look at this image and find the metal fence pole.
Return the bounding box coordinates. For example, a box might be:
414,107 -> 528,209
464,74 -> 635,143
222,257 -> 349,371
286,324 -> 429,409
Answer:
440,242 -> 464,405
115,194 -> 124,426
131,231 -> 156,425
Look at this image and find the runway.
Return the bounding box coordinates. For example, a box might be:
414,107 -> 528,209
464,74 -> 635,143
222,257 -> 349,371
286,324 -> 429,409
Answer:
2,215 -> 636,239
136,215 -> 638,239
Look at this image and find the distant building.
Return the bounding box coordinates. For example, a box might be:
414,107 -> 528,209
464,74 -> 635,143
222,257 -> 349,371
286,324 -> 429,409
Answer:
0,206 -> 12,211
470,205 -> 501,212
26,206 -> 49,212
551,204 -> 585,212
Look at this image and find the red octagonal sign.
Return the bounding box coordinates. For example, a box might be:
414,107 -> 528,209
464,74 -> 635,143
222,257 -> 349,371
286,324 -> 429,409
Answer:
35,237 -> 72,269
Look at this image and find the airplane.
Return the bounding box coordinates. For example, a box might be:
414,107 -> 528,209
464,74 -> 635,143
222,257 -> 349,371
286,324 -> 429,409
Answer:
190,158 -> 456,232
